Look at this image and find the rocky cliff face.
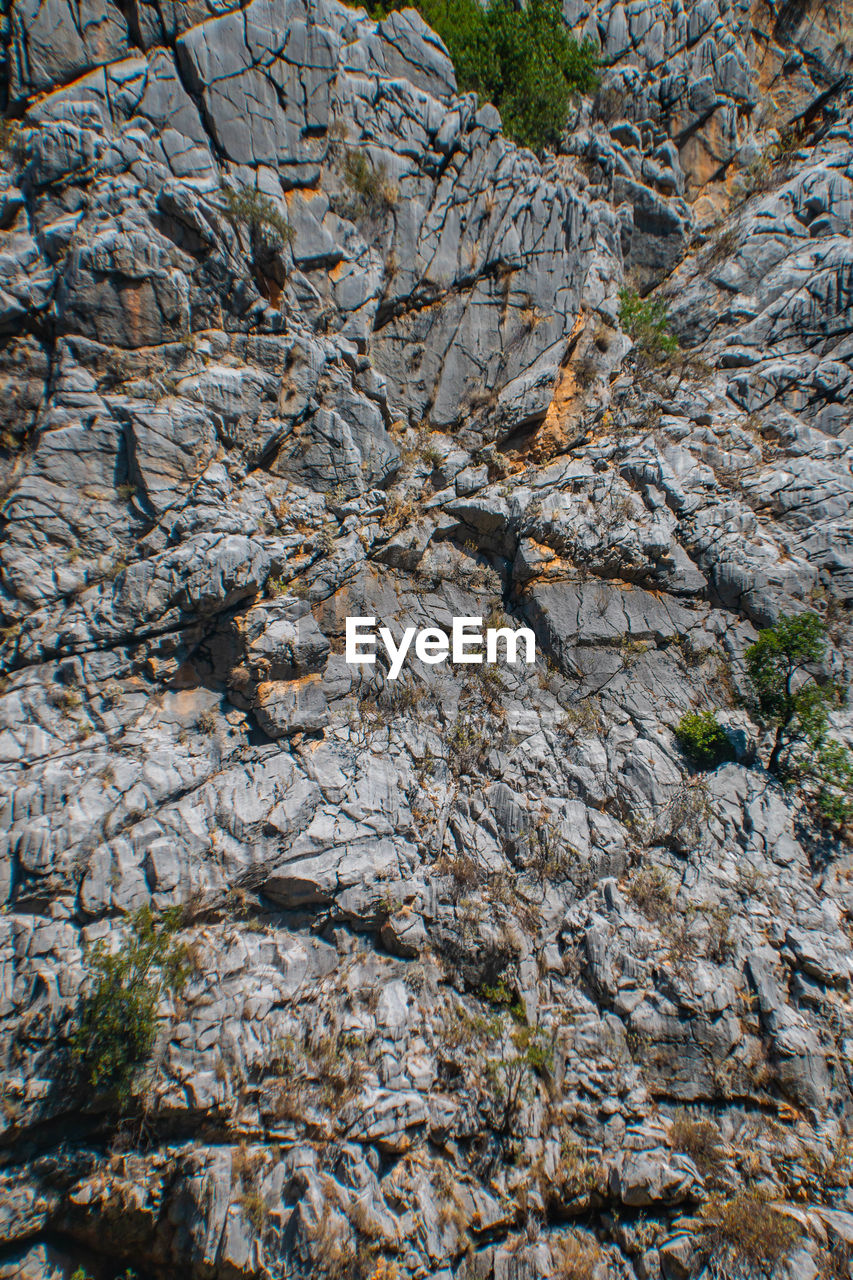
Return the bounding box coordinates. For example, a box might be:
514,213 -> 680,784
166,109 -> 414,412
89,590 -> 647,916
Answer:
1,1 -> 853,1278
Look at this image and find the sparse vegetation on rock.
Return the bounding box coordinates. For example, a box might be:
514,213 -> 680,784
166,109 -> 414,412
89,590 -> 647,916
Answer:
342,148 -> 399,213
71,907 -> 189,1101
618,287 -> 678,360
2,0 -> 853,1276
700,1190 -> 802,1270
221,182 -> 294,250
669,1112 -> 726,1180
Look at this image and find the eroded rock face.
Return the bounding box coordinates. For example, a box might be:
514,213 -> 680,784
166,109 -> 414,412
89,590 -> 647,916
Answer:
1,1 -> 853,1278
560,0 -> 853,286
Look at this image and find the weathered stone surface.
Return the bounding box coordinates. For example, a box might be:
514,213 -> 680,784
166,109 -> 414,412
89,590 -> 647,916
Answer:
254,674 -> 329,737
608,1148 -> 698,1207
7,0 -> 129,103
1,1 -> 853,1278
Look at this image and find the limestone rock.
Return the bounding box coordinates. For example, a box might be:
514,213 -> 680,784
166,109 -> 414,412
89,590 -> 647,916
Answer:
1,0 -> 852,1277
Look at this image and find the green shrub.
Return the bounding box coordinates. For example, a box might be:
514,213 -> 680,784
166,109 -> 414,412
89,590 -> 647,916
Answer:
618,287 -> 678,360
368,0 -> 598,151
480,976 -> 515,1007
746,612 -> 828,729
220,183 -> 293,250
812,737 -> 853,827
669,614 -> 852,828
482,1014 -> 553,1134
441,1003 -> 551,1137
72,906 -> 189,1102
675,711 -> 734,769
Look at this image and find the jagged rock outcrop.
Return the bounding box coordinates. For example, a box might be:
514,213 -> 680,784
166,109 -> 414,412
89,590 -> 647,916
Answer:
562,0 -> 853,286
1,1 -> 853,1278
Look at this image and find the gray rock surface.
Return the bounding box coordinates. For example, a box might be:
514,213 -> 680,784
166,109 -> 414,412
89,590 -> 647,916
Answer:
1,0 -> 853,1278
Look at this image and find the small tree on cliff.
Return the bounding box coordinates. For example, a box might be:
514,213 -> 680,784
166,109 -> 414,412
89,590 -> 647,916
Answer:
745,612 -> 853,824
746,613 -> 831,774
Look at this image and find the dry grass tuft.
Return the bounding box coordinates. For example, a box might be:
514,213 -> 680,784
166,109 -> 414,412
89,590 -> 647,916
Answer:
701,1189 -> 802,1269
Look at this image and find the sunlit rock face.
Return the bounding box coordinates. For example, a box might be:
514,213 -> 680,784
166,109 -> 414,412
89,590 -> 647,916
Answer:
1,1 -> 853,1277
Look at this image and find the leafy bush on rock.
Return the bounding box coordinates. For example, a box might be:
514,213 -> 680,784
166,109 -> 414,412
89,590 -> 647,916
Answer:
675,711 -> 735,769
618,286 -> 679,360
368,0 -> 598,151
676,614 -> 852,828
72,906 -> 189,1102
746,611 -> 832,772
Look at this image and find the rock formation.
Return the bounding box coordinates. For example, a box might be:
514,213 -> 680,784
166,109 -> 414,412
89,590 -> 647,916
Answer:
1,0 -> 852,1277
